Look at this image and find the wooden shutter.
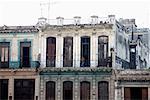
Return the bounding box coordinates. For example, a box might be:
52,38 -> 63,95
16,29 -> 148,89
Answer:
63,81 -> 73,100
142,88 -> 148,100
80,81 -> 90,100
46,37 -> 56,67
46,81 -> 55,100
63,37 -> 73,67
124,87 -> 131,100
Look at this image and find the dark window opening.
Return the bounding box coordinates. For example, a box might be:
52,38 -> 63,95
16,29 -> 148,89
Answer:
98,81 -> 109,100
124,87 -> 148,100
80,36 -> 90,67
98,36 -> 108,67
0,42 -> 10,68
63,81 -> 73,100
46,37 -> 56,67
129,45 -> 136,69
0,79 -> 8,100
63,37 -> 73,67
20,42 -> 31,67
80,81 -> 90,100
14,79 -> 35,100
46,81 -> 55,100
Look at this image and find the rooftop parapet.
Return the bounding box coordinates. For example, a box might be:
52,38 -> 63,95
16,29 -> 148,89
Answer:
46,15 -> 113,26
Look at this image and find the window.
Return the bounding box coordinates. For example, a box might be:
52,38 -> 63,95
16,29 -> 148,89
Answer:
20,42 -> 31,67
98,36 -> 108,67
0,42 -> 10,68
63,81 -> 73,100
80,81 -> 90,100
46,37 -> 56,67
98,81 -> 109,100
63,37 -> 73,67
46,81 -> 55,100
129,45 -> 136,69
80,36 -> 90,67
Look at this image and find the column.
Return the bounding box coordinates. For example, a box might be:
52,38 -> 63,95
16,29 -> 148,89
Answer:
8,78 -> 13,100
56,35 -> 63,68
60,37 -> 63,68
92,77 -> 96,100
148,87 -> 150,100
39,77 -> 43,100
121,87 -> 124,100
35,76 -> 40,100
74,76 -> 80,100
57,77 -> 61,100
91,33 -> 97,67
73,34 -> 77,67
74,34 -> 80,67
40,35 -> 46,68
11,38 -> 18,68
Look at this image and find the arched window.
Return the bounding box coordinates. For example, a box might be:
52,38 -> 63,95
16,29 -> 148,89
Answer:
63,37 -> 73,67
46,37 -> 56,67
80,36 -> 90,67
98,36 -> 108,67
63,81 -> 73,100
80,81 -> 90,100
98,81 -> 109,100
46,81 -> 55,100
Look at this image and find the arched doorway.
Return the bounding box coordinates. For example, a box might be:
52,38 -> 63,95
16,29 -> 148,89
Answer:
63,81 -> 73,100
46,81 -> 55,100
98,81 -> 109,100
80,81 -> 90,100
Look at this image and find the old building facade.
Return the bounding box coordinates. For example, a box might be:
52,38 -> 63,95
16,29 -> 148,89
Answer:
0,15 -> 150,100
0,26 -> 40,100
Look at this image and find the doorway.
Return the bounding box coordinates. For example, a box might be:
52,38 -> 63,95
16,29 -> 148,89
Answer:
124,87 -> 148,100
0,79 -> 8,100
63,81 -> 73,100
14,79 -> 35,100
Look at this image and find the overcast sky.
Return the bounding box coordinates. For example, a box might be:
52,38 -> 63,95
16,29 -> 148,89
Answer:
0,0 -> 150,28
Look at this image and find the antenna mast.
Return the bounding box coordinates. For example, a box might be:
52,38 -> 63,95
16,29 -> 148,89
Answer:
48,0 -> 50,23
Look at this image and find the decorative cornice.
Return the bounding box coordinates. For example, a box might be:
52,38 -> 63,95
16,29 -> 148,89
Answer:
0,26 -> 39,33
39,67 -> 112,73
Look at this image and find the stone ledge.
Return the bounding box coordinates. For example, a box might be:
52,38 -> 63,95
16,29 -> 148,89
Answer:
39,67 -> 112,73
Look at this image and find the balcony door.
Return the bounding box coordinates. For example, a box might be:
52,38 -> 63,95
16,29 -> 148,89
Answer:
20,42 -> 31,67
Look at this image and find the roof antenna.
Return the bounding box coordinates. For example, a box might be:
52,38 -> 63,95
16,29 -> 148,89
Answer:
40,3 -> 43,17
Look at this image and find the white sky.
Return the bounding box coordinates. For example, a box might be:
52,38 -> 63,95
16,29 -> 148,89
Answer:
0,0 -> 150,28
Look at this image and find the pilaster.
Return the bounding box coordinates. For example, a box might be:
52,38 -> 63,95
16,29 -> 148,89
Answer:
91,34 -> 97,68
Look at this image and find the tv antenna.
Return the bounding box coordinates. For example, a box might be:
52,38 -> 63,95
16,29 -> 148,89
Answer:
40,0 -> 59,23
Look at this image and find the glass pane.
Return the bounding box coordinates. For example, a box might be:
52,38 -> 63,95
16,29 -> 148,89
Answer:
4,47 -> 8,62
80,37 -> 90,67
1,48 -> 4,62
